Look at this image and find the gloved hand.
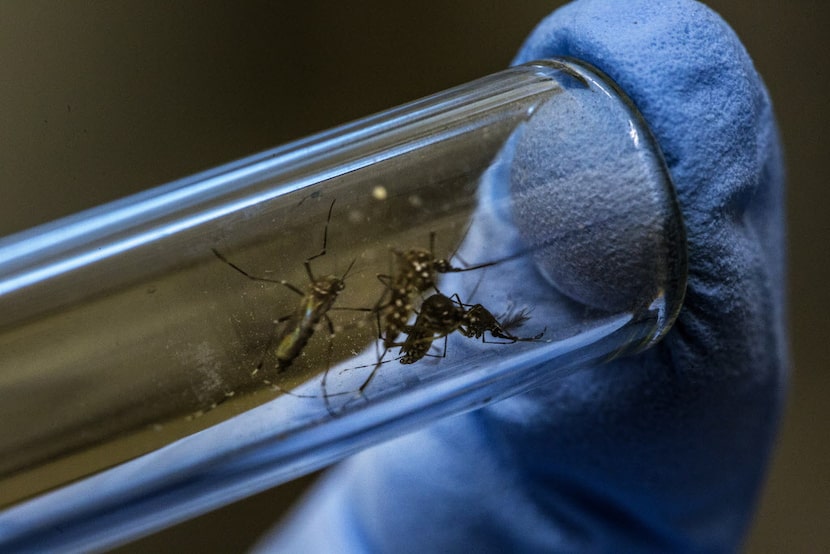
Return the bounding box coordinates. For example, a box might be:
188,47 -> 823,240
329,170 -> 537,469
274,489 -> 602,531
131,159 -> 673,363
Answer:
259,0 -> 787,552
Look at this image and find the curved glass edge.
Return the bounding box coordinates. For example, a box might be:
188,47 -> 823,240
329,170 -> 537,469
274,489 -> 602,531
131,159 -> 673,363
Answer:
560,56 -> 688,350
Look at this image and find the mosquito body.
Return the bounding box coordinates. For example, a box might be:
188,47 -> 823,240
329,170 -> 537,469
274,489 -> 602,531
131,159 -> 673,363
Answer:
397,293 -> 466,364
376,248 -> 439,348
213,199 -> 356,374
375,232 -> 495,349
394,294 -> 543,366
272,271 -> 348,371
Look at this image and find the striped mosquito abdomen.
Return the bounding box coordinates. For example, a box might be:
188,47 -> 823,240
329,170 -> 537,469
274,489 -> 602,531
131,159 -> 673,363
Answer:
397,293 -> 466,364
276,275 -> 345,371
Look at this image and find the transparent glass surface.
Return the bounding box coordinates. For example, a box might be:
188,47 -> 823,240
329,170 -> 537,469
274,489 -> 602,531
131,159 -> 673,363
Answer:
0,58 -> 686,551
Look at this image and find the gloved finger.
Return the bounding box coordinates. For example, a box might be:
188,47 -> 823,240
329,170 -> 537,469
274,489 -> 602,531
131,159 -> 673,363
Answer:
260,1 -> 786,552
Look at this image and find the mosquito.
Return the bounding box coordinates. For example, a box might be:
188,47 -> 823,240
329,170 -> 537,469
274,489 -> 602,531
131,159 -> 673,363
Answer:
396,294 -> 544,364
213,199 -> 361,383
354,293 -> 543,395
374,231 -> 496,352
397,293 -> 467,365
350,293 -> 462,393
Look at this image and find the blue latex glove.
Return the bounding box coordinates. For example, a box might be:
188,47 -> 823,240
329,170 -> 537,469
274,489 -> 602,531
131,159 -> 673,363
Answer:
260,1 -> 787,552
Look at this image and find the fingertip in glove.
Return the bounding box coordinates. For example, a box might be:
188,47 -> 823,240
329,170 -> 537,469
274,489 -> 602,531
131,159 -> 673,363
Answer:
261,1 -> 786,552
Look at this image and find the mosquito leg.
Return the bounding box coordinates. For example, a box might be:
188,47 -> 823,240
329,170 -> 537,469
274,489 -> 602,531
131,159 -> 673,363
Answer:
306,198 -> 336,263
213,249 -> 305,296
321,314 -> 337,416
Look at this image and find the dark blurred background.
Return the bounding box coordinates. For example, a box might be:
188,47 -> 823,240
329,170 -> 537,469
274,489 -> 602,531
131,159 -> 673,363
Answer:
0,2 -> 826,552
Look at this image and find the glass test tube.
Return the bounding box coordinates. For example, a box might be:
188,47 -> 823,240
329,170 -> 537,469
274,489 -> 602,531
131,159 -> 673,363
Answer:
0,58 -> 686,551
